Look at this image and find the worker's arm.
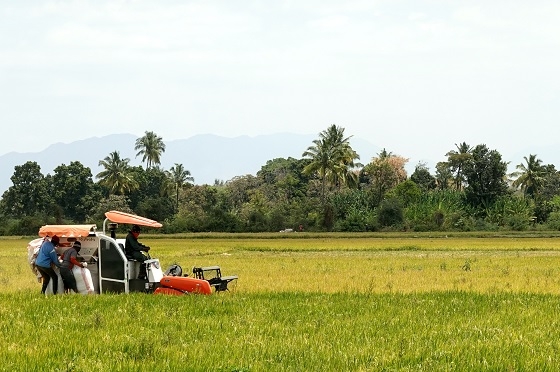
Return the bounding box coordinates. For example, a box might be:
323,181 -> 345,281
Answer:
70,256 -> 86,268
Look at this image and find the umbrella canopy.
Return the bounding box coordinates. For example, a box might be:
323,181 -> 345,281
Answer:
39,224 -> 97,238
104,210 -> 162,228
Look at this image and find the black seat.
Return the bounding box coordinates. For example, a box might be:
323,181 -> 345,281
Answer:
119,243 -> 136,260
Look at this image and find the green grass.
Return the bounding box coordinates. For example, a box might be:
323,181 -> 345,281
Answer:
1,291 -> 560,371
3,234 -> 560,370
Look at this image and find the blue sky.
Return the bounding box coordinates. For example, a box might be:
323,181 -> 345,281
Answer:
2,0 -> 560,168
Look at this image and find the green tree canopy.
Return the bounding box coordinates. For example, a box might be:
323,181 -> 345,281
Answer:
386,179 -> 422,208
127,166 -> 174,222
463,144 -> 509,212
96,151 -> 138,196
302,124 -> 361,201
446,142 -> 473,190
166,163 -> 194,212
510,154 -> 546,198
361,149 -> 408,206
257,157 -> 310,202
1,161 -> 50,218
434,161 -> 453,190
135,131 -> 166,169
50,161 -> 96,223
410,163 -> 436,191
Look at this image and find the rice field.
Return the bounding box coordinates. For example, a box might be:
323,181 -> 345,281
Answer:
2,233 -> 560,371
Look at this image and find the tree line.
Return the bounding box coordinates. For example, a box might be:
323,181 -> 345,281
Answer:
2,126 -> 559,235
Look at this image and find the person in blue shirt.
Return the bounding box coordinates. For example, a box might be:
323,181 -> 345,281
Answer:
35,235 -> 62,295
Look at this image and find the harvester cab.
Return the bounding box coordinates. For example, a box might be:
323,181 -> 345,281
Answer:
97,210 -> 165,293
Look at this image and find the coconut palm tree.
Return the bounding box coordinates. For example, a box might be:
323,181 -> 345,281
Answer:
166,163 -> 194,211
377,148 -> 393,160
302,124 -> 360,200
96,151 -> 138,195
511,154 -> 545,198
446,142 -> 473,191
135,131 -> 166,169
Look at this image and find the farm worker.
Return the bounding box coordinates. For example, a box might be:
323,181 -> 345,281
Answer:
125,225 -> 151,279
59,241 -> 88,294
35,235 -> 62,295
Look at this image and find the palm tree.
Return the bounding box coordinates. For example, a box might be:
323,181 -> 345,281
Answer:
135,131 -> 166,169
302,124 -> 360,200
166,163 -> 194,210
446,142 -> 473,191
377,148 -> 393,160
511,154 -> 545,198
96,151 -> 138,195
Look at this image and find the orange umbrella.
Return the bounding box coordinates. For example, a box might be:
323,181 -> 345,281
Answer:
104,210 -> 162,228
38,224 -> 97,237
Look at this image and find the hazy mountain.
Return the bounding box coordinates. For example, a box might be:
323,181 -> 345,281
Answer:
0,133 -> 381,194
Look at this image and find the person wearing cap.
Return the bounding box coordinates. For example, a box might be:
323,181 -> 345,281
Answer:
59,241 -> 88,294
125,225 -> 151,279
35,235 -> 62,295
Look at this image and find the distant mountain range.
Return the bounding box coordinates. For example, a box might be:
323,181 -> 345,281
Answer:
2,133 -> 560,196
0,133 -> 381,194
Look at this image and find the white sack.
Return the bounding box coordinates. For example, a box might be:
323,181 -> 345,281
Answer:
73,266 -> 94,295
27,238 -> 44,279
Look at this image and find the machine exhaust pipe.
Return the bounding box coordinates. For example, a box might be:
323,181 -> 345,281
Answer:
108,223 -> 118,239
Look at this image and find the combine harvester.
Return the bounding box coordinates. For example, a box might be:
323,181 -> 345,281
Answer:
27,211 -> 238,295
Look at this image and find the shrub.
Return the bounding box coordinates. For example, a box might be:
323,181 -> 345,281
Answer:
545,211 -> 560,230
505,214 -> 529,231
378,198 -> 403,227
